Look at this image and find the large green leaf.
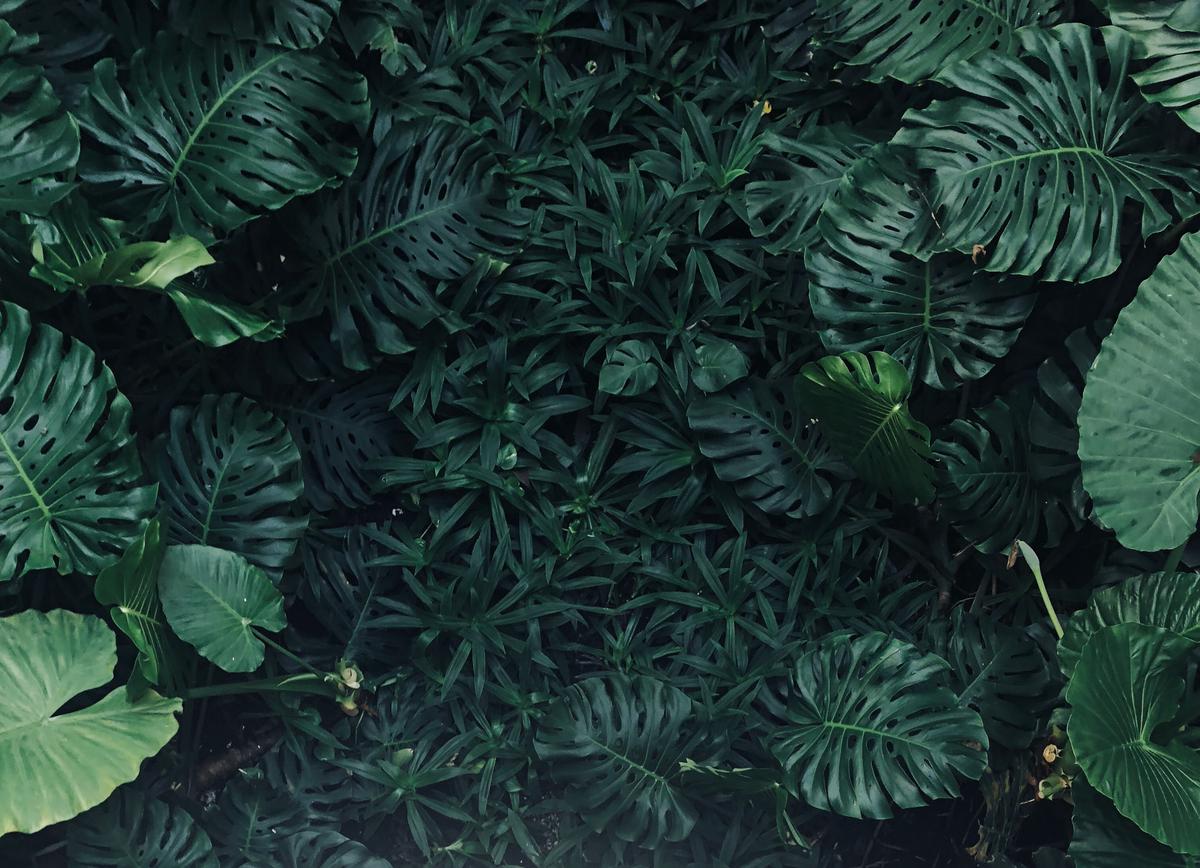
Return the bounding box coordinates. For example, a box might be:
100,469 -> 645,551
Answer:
1100,1 -> 1200,133
687,377 -> 842,517
276,123 -> 521,369
893,24 -> 1200,282
770,632 -> 987,819
1060,572 -> 1200,677
94,519 -> 184,695
807,146 -> 1033,390
0,301 -> 156,582
1068,623 -> 1200,855
1070,778 -> 1196,868
77,33 -> 368,239
935,389 -> 1076,553
158,544 -> 286,673
167,0 -> 342,48
1078,232 -> 1200,551
259,830 -> 392,868
813,0 -> 1063,84
744,125 -> 872,255
154,393 -> 307,574
0,609 -> 180,835
599,340 -> 659,397
0,21 -> 78,215
67,788 -> 218,867
937,610 -> 1052,750
798,351 -> 934,504
533,675 -> 703,849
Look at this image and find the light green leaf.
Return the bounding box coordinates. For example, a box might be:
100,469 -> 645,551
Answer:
1060,572 -> 1200,676
0,301 -> 156,582
813,0 -> 1063,84
798,351 -> 934,504
94,519 -> 183,695
770,632 -> 987,819
158,544 -> 286,673
808,146 -> 1033,390
0,21 -> 78,215
1078,231 -> 1200,551
599,340 -> 658,396
1068,623 -> 1200,855
163,283 -> 284,348
0,609 -> 180,835
894,24 -> 1200,282
691,339 -> 749,393
77,33 -> 368,239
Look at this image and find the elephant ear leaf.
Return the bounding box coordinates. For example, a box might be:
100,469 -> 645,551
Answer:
807,145 -> 1033,390
894,24 -> 1200,282
0,21 -> 78,215
1070,777 -> 1191,868
813,0 -> 1063,84
158,544 -> 286,673
0,301 -> 156,582
533,675 -> 703,848
1078,232 -> 1200,552
798,351 -> 934,504
154,393 -> 307,575
0,610 -> 180,835
769,632 -> 987,819
1068,624 -> 1200,855
1059,572 -> 1200,677
77,32 -> 368,239
68,788 -> 218,868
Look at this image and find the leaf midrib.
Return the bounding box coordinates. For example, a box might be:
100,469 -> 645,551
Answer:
956,145 -> 1108,176
0,429 -> 51,522
165,51 -> 291,184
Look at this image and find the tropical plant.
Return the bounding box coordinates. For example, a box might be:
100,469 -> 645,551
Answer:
3,2 -> 1200,866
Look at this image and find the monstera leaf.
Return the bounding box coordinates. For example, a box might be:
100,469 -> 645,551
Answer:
687,377 -> 842,517
0,21 -> 78,215
599,340 -> 659,397
1078,232 -> 1200,551
770,632 -> 987,819
808,146 -> 1033,389
275,378 -> 404,512
1070,779 -> 1195,868
798,351 -> 934,504
206,775 -> 316,866
936,389 -> 1076,553
1059,572 -> 1200,677
167,0 -> 341,48
0,301 -> 156,582
937,610 -> 1052,750
77,32 -> 368,239
154,394 -> 307,574
276,123 -> 521,369
94,519 -> 185,695
1099,1 -> 1200,134
744,125 -> 873,254
0,610 -> 181,835
158,544 -> 286,673
813,0 -> 1063,84
894,24 -> 1200,282
67,788 -> 218,868
1068,624 -> 1200,855
534,675 -> 704,848
264,830 -> 391,868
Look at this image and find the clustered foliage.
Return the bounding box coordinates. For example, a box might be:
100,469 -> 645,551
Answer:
4,1 -> 1200,866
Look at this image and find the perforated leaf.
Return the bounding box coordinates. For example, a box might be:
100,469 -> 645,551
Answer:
0,301 -> 156,582
770,632 -> 987,819
894,24 -> 1200,282
67,788 -> 218,867
1100,1 -> 1200,133
167,0 -> 342,48
77,32 -> 368,239
0,610 -> 180,835
154,394 -> 307,575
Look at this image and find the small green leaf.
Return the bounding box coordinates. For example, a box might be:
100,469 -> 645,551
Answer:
691,339 -> 749,393
599,340 -> 658,396
158,544 -> 286,673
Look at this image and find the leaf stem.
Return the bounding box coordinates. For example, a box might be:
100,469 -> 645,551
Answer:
252,629 -> 324,677
1164,540 -> 1188,575
1017,540 -> 1063,639
180,673 -> 334,700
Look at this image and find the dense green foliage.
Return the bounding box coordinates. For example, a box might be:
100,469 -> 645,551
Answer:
3,1 -> 1200,866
